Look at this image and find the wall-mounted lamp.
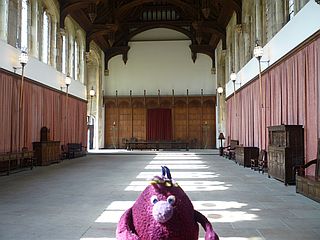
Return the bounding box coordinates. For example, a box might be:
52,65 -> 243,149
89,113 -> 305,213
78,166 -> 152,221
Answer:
89,86 -> 95,117
230,72 -> 240,117
217,86 -> 224,120
65,74 -> 71,94
230,72 -> 239,95
13,51 -> 29,108
13,50 -> 29,73
61,74 -> 72,93
253,40 -> 269,108
217,86 -> 224,95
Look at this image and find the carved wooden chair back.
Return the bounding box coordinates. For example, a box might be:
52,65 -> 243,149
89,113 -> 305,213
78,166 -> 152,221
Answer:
258,150 -> 267,173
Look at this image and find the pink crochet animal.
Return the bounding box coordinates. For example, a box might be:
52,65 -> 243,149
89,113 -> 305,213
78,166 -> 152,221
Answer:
116,166 -> 219,240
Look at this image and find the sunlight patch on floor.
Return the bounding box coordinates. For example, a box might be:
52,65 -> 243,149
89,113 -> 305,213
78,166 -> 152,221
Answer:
145,164 -> 209,169
95,200 -> 257,223
125,180 -> 229,191
137,171 -> 219,179
153,155 -> 201,160
193,201 -> 248,210
149,160 -> 205,164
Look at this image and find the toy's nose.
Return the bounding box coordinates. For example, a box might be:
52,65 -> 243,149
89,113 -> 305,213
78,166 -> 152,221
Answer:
152,200 -> 173,223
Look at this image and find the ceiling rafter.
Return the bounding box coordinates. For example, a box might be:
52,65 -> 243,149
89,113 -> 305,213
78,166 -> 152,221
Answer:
59,0 -> 242,67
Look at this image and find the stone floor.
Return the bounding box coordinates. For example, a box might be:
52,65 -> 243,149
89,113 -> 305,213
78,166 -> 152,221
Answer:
0,150 -> 319,240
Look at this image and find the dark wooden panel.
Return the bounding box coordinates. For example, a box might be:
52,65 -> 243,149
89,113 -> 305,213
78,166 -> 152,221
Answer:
33,141 -> 60,166
133,107 -> 146,141
235,146 -> 259,167
268,125 -> 304,185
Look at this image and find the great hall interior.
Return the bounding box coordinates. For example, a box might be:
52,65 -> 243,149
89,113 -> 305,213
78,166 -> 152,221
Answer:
0,0 -> 319,240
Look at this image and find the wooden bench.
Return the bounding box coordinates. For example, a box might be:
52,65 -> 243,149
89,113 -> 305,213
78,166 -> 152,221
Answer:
223,140 -> 239,160
0,150 -> 35,176
66,143 -> 86,159
295,139 -> 320,202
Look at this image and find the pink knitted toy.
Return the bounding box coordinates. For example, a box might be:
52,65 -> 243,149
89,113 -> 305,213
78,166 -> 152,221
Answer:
116,166 -> 219,240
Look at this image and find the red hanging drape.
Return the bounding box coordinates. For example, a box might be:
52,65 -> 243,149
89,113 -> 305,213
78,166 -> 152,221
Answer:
147,108 -> 172,141
225,35 -> 320,175
0,70 -> 87,153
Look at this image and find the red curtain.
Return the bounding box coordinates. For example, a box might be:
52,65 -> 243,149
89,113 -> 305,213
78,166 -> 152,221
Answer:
0,70 -> 87,153
226,36 -> 320,175
147,108 -> 172,141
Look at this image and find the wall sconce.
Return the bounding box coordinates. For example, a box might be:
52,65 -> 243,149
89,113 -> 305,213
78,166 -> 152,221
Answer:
230,72 -> 240,116
89,86 -> 95,117
65,74 -> 71,94
217,86 -> 224,95
253,40 -> 269,108
13,51 -> 29,108
13,50 -> 29,73
217,86 -> 224,120
61,74 -> 72,93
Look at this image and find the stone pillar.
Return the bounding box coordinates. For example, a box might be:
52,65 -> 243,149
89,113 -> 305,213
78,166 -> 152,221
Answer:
215,42 -> 227,148
7,0 -> 19,48
255,0 -> 263,44
264,0 -> 272,42
29,0 -> 38,58
50,20 -> 57,68
275,1 -> 285,33
234,24 -> 242,72
0,0 -> 8,41
68,34 -> 74,77
56,28 -> 64,72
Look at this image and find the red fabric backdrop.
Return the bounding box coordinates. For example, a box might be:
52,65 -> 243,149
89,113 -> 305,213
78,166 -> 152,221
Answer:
226,36 -> 320,175
0,70 -> 87,152
147,108 -> 172,141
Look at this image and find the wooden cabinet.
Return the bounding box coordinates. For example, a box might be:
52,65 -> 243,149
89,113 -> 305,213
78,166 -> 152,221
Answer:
33,141 -> 60,166
235,146 -> 259,167
267,125 -> 304,185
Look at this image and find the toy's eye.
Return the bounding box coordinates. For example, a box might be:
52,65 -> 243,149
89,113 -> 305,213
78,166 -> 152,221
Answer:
167,195 -> 176,205
150,195 -> 158,205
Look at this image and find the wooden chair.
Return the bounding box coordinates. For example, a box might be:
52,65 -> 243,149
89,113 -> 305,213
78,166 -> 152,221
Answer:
250,150 -> 266,172
223,140 -> 239,160
295,139 -> 320,202
258,150 -> 268,173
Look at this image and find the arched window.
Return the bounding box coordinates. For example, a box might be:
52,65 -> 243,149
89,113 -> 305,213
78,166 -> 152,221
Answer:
42,9 -> 51,64
20,0 -> 28,50
288,0 -> 295,20
61,34 -> 67,74
74,39 -> 79,80
0,0 -> 9,41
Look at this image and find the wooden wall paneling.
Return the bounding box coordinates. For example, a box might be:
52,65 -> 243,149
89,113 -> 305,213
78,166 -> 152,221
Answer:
147,97 -> 158,109
174,100 -> 187,141
118,100 -> 132,148
105,101 -> 117,148
132,99 -> 146,141
188,99 -> 201,148
104,94 -> 216,149
203,99 -> 216,148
